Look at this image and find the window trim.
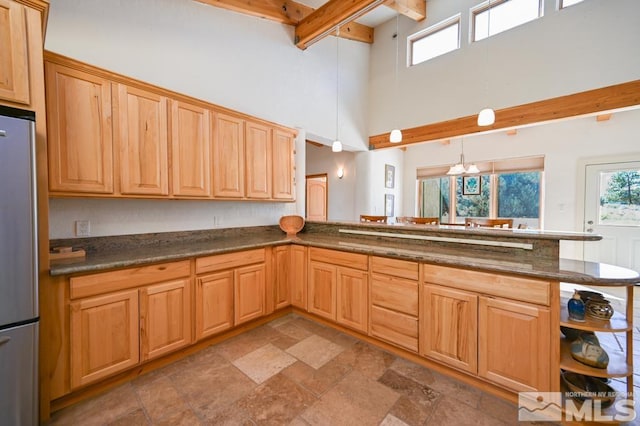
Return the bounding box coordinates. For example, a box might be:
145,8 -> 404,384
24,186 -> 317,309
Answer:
559,0 -> 585,9
408,14 -> 461,67
470,0 -> 544,43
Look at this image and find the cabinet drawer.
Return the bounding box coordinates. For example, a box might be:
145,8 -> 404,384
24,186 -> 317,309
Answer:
196,248 -> 265,274
422,264 -> 550,306
370,306 -> 418,352
309,247 -> 368,271
371,274 -> 418,316
371,257 -> 418,281
70,260 -> 191,299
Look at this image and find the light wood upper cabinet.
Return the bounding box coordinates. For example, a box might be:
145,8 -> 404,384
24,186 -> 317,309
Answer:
272,129 -> 295,200
290,245 -> 307,310
195,271 -> 234,340
336,268 -> 368,333
478,296 -> 550,392
245,120 -> 272,199
421,285 -> 478,374
140,278 -> 192,361
70,290 -> 139,389
46,63 -> 114,194
234,263 -> 265,325
170,100 -> 211,197
114,84 -> 169,196
213,112 -> 245,198
0,0 -> 29,105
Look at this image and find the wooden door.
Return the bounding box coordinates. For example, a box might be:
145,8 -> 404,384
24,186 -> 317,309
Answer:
140,279 -> 191,361
421,285 -> 478,374
245,120 -> 272,199
195,271 -> 234,339
234,263 -> 265,325
272,129 -> 295,200
46,63 -> 113,193
306,176 -> 327,221
478,296 -> 550,392
170,100 -> 211,197
115,84 -> 169,196
70,290 -> 139,388
290,245 -> 307,309
0,0 -> 29,104
213,112 -> 244,198
307,261 -> 336,320
336,267 -> 368,333
273,246 -> 290,310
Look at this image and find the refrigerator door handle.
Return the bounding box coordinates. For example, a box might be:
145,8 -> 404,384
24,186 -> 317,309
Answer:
0,337 -> 10,346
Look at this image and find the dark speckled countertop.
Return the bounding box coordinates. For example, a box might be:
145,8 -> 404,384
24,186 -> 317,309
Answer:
49,223 -> 640,285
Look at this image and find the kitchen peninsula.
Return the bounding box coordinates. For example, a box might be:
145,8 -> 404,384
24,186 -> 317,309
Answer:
46,220 -> 639,415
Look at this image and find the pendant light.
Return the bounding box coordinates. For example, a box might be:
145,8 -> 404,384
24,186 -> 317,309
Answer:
447,139 -> 479,175
332,25 -> 343,153
389,13 -> 402,143
477,0 -> 495,127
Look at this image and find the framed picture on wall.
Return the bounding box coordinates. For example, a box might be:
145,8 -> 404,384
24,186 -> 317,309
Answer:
385,194 -> 394,216
462,176 -> 481,195
385,164 -> 395,188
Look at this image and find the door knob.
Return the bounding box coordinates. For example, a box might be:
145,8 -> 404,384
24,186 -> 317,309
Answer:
587,220 -> 594,225
586,228 -> 594,233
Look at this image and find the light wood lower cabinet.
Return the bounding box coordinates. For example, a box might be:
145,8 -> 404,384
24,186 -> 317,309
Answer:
478,296 -> 550,392
195,271 -> 234,339
235,263 -> 266,324
70,289 -> 139,389
308,261 -> 336,320
290,245 -> 307,309
421,285 -> 478,374
140,279 -> 192,361
273,246 -> 291,310
336,268 -> 368,333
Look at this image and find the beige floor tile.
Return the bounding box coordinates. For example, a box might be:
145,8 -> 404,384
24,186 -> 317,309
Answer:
379,413 -> 411,426
233,343 -> 297,384
425,395 -> 508,426
153,408 -> 203,426
281,357 -> 352,396
301,370 -> 400,426
332,341 -> 396,380
107,408 -> 150,426
196,402 -> 254,426
424,370 -> 483,409
272,320 -> 315,341
286,335 -> 345,369
134,375 -> 189,423
378,369 -> 440,410
388,396 -> 433,426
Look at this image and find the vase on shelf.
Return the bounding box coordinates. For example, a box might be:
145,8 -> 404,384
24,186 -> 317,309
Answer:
586,298 -> 614,320
567,290 -> 586,322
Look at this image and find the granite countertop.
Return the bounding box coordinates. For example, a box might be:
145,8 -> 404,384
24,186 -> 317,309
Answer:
49,226 -> 640,285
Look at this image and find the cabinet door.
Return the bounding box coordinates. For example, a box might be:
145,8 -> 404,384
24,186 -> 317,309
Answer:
245,120 -> 271,199
213,112 -> 244,198
115,83 -> 168,195
478,297 -> 550,392
235,263 -> 265,325
196,271 -> 234,339
46,63 -> 113,193
308,261 -> 336,320
70,290 -> 139,388
421,285 -> 478,374
140,279 -> 191,361
170,100 -> 211,197
0,0 -> 29,104
274,246 -> 290,310
290,245 -> 307,310
336,268 -> 368,333
272,129 -> 295,200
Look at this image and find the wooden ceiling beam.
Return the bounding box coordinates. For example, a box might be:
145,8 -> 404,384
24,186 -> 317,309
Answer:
294,0 -> 385,49
384,0 -> 426,21
369,79 -> 640,150
195,0 -> 375,45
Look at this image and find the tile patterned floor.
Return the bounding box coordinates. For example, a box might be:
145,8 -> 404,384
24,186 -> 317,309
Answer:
48,314 -> 534,426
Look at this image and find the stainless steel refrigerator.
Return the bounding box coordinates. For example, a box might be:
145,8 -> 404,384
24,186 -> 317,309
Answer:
0,105 -> 39,425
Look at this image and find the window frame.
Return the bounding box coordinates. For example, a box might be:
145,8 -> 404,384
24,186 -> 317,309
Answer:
470,0 -> 544,43
408,14 -> 461,67
559,0 -> 585,9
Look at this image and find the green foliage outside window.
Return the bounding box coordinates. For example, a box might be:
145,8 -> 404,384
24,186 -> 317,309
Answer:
602,171 -> 640,205
498,172 -> 540,218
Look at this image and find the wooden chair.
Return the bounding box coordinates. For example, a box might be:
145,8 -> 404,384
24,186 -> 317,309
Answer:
360,215 -> 387,223
397,216 -> 439,225
465,218 -> 513,229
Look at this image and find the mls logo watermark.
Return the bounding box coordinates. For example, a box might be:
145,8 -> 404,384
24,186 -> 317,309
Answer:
518,392 -> 636,422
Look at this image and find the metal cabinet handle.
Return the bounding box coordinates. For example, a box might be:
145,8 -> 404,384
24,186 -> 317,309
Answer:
0,337 -> 11,346
0,130 -> 6,137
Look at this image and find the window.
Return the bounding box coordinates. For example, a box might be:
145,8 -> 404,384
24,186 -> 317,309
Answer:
456,175 -> 490,222
561,0 -> 584,8
598,170 -> 640,226
473,0 -> 543,42
419,177 -> 450,222
409,15 -> 460,66
498,171 -> 541,228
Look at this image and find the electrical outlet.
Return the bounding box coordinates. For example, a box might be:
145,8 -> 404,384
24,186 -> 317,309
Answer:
75,220 -> 90,237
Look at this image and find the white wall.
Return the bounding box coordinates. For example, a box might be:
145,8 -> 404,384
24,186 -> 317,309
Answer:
305,145 -> 357,221
45,0 -> 368,238
369,0 -> 640,135
354,148 -> 405,220
401,108 -> 640,258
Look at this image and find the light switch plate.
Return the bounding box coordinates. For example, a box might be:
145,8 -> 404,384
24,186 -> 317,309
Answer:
75,220 -> 90,237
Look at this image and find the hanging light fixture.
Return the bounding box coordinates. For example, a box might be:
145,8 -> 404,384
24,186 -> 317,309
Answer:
477,0 -> 495,127
389,13 -> 402,143
447,139 -> 479,175
332,25 -> 343,153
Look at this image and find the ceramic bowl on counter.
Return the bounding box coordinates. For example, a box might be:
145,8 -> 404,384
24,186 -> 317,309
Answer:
279,215 -> 305,237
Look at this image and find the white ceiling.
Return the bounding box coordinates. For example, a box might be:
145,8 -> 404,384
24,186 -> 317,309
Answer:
298,0 -> 398,28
